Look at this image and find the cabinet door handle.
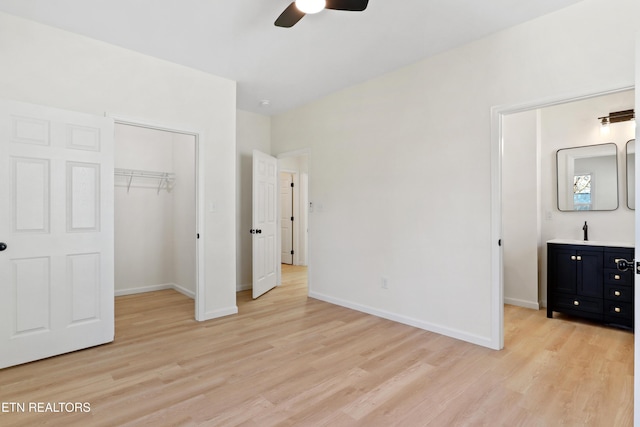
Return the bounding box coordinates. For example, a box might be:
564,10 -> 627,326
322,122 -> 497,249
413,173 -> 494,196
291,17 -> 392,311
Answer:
615,307 -> 621,313
576,255 -> 582,261
614,274 -> 621,280
614,290 -> 621,296
571,255 -> 576,261
573,300 -> 580,306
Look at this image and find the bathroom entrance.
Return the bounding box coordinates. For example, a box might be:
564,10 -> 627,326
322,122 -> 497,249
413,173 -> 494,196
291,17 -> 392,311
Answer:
494,87 -> 636,348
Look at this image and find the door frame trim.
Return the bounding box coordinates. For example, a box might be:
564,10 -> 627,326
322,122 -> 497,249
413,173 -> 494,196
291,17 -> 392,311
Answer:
106,113 -> 206,321
490,85 -> 634,350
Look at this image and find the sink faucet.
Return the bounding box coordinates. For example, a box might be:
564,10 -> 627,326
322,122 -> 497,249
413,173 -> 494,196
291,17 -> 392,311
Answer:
582,221 -> 588,241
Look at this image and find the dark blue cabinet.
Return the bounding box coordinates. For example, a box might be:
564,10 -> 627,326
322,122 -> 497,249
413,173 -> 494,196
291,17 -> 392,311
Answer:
547,242 -> 633,329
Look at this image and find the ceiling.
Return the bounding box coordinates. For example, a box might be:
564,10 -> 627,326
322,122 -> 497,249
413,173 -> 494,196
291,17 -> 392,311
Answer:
0,0 -> 583,115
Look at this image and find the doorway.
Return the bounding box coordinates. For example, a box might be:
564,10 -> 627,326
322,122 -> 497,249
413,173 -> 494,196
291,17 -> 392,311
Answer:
112,119 -> 202,319
492,86 -> 635,349
277,151 -> 310,289
280,172 -> 294,265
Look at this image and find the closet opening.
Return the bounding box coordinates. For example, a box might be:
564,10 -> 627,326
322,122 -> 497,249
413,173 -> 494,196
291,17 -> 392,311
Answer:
113,120 -> 201,319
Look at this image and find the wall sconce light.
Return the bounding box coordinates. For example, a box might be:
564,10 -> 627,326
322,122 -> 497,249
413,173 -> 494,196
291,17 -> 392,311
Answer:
598,109 -> 634,136
599,116 -> 610,135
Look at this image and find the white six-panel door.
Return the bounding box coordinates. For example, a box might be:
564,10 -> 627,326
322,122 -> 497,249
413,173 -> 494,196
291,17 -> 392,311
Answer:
252,150 -> 278,299
0,99 -> 114,369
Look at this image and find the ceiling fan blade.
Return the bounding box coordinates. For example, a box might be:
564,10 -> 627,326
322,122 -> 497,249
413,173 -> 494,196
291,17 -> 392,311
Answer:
325,0 -> 369,11
275,2 -> 306,28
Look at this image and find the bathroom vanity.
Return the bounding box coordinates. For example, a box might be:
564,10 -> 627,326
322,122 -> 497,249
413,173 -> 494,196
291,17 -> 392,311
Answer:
547,239 -> 634,329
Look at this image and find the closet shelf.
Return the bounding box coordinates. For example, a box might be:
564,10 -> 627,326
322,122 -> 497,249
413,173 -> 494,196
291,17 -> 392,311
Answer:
115,168 -> 176,194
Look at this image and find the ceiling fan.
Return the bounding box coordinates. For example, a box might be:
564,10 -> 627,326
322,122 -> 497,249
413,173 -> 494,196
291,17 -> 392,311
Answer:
275,0 -> 369,28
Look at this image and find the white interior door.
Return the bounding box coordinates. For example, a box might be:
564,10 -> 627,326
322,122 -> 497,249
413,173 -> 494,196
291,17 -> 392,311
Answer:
252,150 -> 278,298
0,99 -> 114,369
280,172 -> 294,265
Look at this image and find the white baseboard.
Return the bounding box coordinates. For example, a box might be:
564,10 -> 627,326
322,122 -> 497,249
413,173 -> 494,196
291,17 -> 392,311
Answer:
504,297 -> 540,310
308,291 -> 494,349
115,283 -> 173,296
200,306 -> 238,321
236,282 -> 252,292
173,284 -> 195,299
115,283 -> 195,299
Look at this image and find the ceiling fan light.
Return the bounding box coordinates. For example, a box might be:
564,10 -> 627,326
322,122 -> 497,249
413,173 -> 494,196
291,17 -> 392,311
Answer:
295,0 -> 326,14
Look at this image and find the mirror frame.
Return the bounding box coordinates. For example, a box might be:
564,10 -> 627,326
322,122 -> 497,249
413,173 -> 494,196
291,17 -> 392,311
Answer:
627,139 -> 635,210
556,142 -> 619,212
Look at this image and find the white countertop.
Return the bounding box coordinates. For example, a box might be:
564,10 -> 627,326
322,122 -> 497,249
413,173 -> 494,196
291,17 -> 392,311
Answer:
547,239 -> 634,248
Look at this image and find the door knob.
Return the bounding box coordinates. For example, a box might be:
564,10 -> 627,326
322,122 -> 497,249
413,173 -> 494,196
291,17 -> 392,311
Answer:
615,258 -> 634,272
0,242 -> 6,251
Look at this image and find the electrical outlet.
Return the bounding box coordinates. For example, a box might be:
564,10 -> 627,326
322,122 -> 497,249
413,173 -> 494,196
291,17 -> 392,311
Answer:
381,277 -> 388,289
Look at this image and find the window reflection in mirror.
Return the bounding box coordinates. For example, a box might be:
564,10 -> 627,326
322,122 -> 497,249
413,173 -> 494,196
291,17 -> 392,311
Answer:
573,174 -> 592,210
556,143 -> 618,211
627,139 -> 635,210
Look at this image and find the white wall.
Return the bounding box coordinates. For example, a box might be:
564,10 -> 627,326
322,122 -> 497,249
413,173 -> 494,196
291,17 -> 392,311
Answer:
236,110 -> 271,291
271,0 -> 639,347
503,110 -> 540,309
114,124 -> 174,294
0,12 -> 237,319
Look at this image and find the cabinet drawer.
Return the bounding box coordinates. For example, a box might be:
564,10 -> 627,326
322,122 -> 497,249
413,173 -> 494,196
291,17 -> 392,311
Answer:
604,283 -> 633,303
604,300 -> 632,318
553,294 -> 602,315
604,301 -> 633,328
604,249 -> 634,269
604,268 -> 633,286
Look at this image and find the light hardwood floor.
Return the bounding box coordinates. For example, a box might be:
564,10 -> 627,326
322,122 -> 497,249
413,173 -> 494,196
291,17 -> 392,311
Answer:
0,265 -> 633,426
